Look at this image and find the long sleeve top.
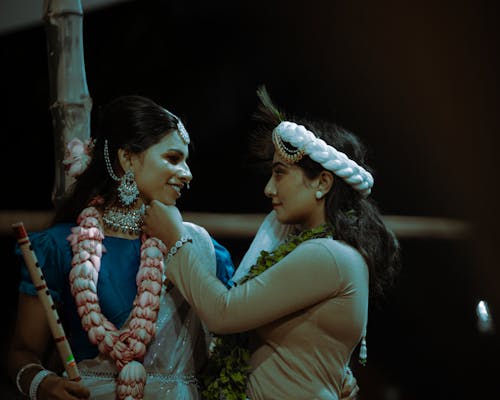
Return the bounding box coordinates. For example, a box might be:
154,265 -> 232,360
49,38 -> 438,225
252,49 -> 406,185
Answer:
166,223 -> 369,400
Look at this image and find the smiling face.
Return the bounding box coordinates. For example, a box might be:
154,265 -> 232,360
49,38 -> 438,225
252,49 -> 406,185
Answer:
128,130 -> 192,206
264,153 -> 327,229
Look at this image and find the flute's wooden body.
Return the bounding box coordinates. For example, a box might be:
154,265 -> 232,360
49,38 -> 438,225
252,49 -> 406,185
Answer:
12,222 -> 81,382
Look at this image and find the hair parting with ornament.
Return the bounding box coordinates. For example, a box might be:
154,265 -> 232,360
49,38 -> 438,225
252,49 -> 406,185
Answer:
162,108 -> 190,145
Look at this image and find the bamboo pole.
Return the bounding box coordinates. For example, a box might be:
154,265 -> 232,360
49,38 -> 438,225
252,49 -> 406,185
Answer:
43,0 -> 92,205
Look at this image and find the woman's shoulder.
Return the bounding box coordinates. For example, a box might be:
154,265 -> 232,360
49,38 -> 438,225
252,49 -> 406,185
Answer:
29,223 -> 74,247
182,221 -> 226,249
17,223 -> 74,300
298,238 -> 367,269
27,223 -> 74,250
44,222 -> 74,236
181,222 -> 235,286
183,221 -> 210,240
296,238 -> 368,289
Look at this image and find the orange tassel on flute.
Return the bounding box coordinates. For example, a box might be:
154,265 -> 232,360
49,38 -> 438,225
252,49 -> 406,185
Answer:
12,222 -> 81,382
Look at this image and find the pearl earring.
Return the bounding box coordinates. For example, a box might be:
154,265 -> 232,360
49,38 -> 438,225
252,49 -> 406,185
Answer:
315,191 -> 323,200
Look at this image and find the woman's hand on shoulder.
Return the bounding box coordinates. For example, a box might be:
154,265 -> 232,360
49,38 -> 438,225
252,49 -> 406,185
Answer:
142,200 -> 185,246
38,374 -> 90,399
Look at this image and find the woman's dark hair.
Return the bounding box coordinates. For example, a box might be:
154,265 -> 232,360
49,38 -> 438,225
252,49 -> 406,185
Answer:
53,95 -> 181,223
251,88 -> 400,299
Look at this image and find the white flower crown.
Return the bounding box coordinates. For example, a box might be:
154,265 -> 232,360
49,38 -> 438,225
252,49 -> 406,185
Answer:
272,121 -> 374,197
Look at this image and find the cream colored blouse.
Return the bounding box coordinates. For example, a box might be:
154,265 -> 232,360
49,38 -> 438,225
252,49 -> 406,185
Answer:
166,223 -> 369,400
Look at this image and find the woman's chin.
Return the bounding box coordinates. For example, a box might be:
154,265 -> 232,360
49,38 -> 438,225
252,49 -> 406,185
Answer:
274,212 -> 287,224
275,213 -> 300,226
162,189 -> 180,205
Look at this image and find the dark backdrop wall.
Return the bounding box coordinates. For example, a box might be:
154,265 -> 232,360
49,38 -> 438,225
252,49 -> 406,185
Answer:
1,1 -> 499,398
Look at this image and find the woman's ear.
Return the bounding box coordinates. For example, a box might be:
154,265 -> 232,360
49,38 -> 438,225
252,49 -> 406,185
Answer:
117,148 -> 132,174
318,170 -> 334,194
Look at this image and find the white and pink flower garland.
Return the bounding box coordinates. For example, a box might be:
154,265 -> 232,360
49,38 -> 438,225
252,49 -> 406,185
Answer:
67,205 -> 167,400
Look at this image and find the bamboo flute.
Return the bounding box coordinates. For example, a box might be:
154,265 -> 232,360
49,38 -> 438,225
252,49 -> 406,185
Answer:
12,222 -> 81,382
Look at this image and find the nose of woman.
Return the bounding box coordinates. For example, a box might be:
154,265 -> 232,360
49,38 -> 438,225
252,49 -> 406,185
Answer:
178,162 -> 192,184
264,176 -> 277,198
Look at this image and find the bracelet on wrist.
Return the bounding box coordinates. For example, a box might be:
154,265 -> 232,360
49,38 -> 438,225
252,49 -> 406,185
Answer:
16,363 -> 42,395
29,369 -> 55,400
165,235 -> 192,262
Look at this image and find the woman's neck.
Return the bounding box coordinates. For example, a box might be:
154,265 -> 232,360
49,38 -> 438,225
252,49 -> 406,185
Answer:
101,200 -> 145,238
103,228 -> 140,240
298,214 -> 327,231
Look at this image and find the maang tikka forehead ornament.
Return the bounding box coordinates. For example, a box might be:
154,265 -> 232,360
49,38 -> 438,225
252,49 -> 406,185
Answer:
163,108 -> 190,145
272,121 -> 374,197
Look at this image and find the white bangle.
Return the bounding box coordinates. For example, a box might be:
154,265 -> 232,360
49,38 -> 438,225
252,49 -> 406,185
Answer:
165,235 -> 192,262
16,363 -> 42,395
29,369 -> 55,400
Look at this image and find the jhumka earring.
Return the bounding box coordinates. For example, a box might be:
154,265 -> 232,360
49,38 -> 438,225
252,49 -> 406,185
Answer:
117,170 -> 139,206
104,139 -> 139,206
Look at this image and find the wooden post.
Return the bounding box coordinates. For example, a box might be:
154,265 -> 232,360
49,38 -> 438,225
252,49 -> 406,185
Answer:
43,0 -> 92,206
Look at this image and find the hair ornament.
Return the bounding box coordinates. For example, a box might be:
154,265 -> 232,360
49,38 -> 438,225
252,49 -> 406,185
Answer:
62,137 -> 95,178
272,129 -> 305,163
272,121 -> 374,197
104,139 -> 120,181
162,108 -> 190,145
176,120 -> 190,145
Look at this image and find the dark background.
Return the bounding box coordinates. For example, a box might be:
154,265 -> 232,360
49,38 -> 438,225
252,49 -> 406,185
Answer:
1,1 -> 499,398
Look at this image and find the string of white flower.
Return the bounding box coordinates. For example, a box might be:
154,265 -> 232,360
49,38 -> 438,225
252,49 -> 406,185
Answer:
273,121 -> 374,197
